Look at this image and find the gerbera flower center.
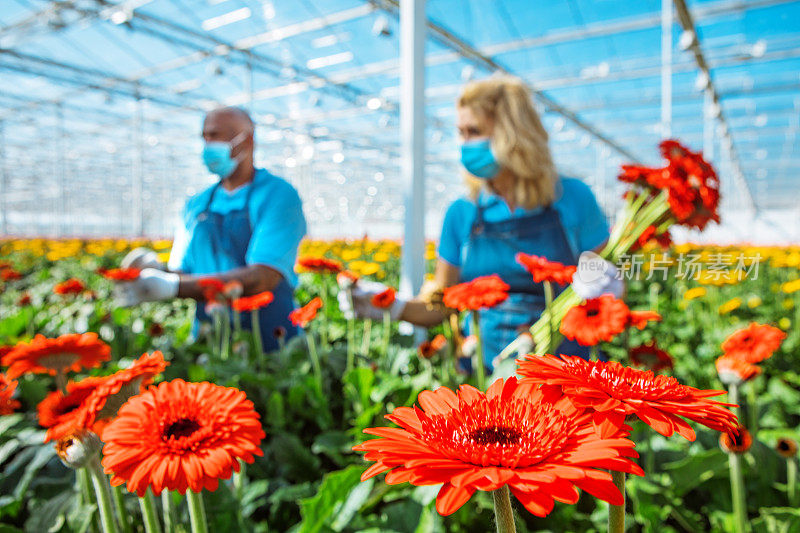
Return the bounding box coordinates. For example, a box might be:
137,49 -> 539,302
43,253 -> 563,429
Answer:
164,418 -> 201,440
468,426 -> 521,446
585,309 -> 600,317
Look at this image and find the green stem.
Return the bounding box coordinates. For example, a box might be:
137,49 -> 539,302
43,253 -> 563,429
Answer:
220,310 -> 231,361
233,308 -> 241,336
307,333 -> 323,392
346,290 -> 356,372
212,312 -> 222,359
608,470 -> 626,533
186,490 -> 209,533
112,485 -> 133,533
729,383 -> 742,422
728,451 -> 748,533
319,289 -> 329,348
77,467 -> 100,533
161,491 -> 176,533
87,458 -> 120,533
543,281 -> 555,354
382,310 -> 391,361
138,489 -> 162,533
492,485 -> 516,533
233,462 -> 245,502
746,382 -> 758,434
251,308 -> 263,360
471,311 -> 485,390
361,318 -> 372,357
55,371 -> 68,395
788,458 -> 797,507
590,344 -> 599,361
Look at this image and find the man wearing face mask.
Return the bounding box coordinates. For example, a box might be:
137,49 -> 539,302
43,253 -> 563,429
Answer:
116,106 -> 307,351
339,77 -> 620,372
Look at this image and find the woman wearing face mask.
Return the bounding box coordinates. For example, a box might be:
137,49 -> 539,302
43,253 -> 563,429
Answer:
115,106 -> 307,352
341,76 -> 617,371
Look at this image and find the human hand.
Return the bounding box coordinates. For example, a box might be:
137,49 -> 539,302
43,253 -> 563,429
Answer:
120,247 -> 165,271
337,279 -> 406,321
114,268 -> 180,306
571,251 -> 624,300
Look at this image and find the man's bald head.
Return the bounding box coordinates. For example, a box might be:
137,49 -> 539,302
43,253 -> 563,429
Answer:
202,106 -> 255,164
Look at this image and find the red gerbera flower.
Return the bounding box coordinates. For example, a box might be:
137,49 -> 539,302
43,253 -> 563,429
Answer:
98,267 -> 141,281
54,278 -> 86,295
629,341 -> 673,372
37,376 -> 107,442
198,278 -> 226,302
1,268 -> 23,281
515,253 -> 576,285
101,379 -> 265,496
78,351 -> 169,433
0,373 -> 21,415
720,425 -> 752,454
628,310 -> 662,330
559,295 -> 630,346
289,297 -> 323,327
442,275 -> 509,312
418,334 -> 447,359
721,322 -> 785,364
2,333 -> 111,379
631,225 -> 672,251
516,354 -> 739,441
371,287 -> 397,309
336,270 -> 359,288
354,378 -> 643,517
231,291 -> 274,312
296,256 -> 343,274
17,293 -> 32,306
715,355 -> 761,385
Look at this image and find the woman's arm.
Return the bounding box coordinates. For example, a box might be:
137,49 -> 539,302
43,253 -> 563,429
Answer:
398,259 -> 460,327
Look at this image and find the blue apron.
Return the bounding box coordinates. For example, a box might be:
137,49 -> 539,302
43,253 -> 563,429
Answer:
460,194 -> 590,370
186,180 -> 298,352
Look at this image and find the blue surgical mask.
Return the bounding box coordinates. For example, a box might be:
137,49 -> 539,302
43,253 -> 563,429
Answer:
202,133 -> 245,178
460,138 -> 500,179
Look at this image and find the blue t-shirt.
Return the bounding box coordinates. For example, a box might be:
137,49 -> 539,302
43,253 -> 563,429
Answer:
169,169 -> 306,286
438,176 -> 609,267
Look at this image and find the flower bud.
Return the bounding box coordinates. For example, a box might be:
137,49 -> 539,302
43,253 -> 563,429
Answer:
776,438 -> 798,458
55,430 -> 102,469
719,425 -> 752,455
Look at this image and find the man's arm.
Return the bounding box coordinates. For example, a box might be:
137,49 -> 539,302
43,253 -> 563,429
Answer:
176,264 -> 284,300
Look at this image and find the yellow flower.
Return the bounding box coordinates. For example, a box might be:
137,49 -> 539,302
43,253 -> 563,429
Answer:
358,262 -> 380,276
718,297 -> 742,315
683,287 -> 707,301
696,270 -> 740,286
781,279 -> 800,294
747,296 -> 762,309
373,251 -> 390,263
779,317 -> 791,330
341,249 -> 361,262
782,298 -> 795,310
425,249 -> 437,261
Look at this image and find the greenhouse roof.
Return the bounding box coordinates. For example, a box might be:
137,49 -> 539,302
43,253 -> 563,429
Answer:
1,0 -> 799,241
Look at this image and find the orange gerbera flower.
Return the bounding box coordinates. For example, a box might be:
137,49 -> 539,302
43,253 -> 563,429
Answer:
515,253 -> 576,285
336,270 -> 359,288
371,287 -> 396,308
54,278 -> 86,295
1,268 -> 23,281
721,322 -> 785,363
289,297 -> 323,328
37,376 -> 107,442
559,295 -> 629,346
442,275 -> 509,312
101,379 -> 265,496
0,373 -> 21,415
2,333 -> 111,379
720,425 -> 752,454
629,341 -> 673,372
516,354 -> 739,441
78,352 -> 168,433
198,278 -> 226,302
98,267 -> 141,281
418,334 -> 447,359
627,310 -> 662,330
354,378 -> 643,517
231,291 -> 274,312
715,355 -> 761,385
296,256 -> 343,274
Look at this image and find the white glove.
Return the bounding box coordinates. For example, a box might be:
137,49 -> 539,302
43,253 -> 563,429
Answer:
121,247 -> 165,271
337,280 -> 407,321
571,251 -> 624,300
114,268 -> 180,307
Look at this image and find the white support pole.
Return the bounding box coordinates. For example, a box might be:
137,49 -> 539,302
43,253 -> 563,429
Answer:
703,88 -> 715,163
0,122 -> 7,236
132,96 -> 144,236
244,58 -> 254,112
399,0 -> 426,301
56,103 -> 66,236
661,0 -> 673,139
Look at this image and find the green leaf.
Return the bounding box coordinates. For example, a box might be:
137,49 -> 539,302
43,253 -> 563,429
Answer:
661,448 -> 729,497
298,465 -> 366,533
311,431 -> 353,467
